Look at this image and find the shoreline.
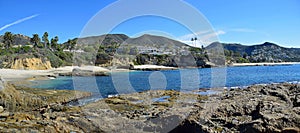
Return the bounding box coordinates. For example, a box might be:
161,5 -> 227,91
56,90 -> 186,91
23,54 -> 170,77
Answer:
230,62 -> 300,67
0,65 -> 129,82
1,62 -> 299,82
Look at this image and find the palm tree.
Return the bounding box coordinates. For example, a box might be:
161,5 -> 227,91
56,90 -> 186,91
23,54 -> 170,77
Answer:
66,39 -> 71,50
31,34 -> 41,48
42,32 -> 49,48
3,32 -> 14,49
191,38 -> 194,46
70,39 -> 76,51
191,37 -> 198,47
50,36 -> 59,50
66,39 -> 76,51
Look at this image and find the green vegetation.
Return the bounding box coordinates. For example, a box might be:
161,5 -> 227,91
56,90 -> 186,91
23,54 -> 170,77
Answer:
3,32 -> 14,49
42,32 -> 49,48
0,32 -> 73,68
0,32 -> 212,68
236,57 -> 250,63
224,49 -> 249,63
31,34 -> 41,48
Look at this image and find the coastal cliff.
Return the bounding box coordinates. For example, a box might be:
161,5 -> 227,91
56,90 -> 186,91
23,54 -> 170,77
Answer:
9,58 -> 52,70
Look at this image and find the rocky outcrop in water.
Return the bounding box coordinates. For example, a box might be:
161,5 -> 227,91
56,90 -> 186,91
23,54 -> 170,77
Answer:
58,68 -> 109,76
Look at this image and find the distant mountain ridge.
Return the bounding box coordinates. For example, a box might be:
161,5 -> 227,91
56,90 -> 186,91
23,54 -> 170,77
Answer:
77,34 -> 190,49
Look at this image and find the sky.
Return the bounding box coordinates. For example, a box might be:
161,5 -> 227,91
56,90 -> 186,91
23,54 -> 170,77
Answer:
0,0 -> 300,47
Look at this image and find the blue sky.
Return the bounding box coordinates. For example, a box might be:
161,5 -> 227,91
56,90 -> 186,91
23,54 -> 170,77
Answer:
0,0 -> 300,47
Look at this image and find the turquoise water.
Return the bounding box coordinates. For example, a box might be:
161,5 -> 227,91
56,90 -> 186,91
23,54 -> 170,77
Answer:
30,64 -> 300,98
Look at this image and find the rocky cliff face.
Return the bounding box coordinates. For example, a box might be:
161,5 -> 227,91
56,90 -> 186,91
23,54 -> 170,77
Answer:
218,42 -> 300,62
9,58 -> 52,70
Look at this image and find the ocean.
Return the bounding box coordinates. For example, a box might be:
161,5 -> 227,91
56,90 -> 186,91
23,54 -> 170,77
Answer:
30,64 -> 300,99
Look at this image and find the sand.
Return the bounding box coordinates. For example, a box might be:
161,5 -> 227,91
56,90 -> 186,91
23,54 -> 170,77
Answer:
133,65 -> 176,70
133,65 -> 174,69
0,66 -> 110,81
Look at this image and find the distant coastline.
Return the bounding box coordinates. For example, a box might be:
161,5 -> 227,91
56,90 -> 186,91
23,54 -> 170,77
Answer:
2,62 -> 300,82
230,62 -> 300,67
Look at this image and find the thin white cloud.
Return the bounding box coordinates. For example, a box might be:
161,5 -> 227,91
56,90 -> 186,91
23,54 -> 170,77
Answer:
202,30 -> 226,40
178,30 -> 226,46
227,28 -> 271,38
0,14 -> 39,31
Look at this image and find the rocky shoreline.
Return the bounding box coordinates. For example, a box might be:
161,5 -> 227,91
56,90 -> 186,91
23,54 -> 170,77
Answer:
0,80 -> 299,132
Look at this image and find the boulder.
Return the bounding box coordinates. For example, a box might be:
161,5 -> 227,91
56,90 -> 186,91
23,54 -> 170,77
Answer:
58,68 -> 109,76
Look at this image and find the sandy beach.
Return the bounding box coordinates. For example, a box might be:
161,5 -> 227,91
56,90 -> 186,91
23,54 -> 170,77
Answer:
0,65 -> 172,81
0,66 -> 111,81
132,65 -> 177,71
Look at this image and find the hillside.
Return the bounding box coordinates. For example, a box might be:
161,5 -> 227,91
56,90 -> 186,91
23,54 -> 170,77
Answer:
76,34 -> 129,46
77,34 -> 189,47
2,32 -> 300,68
75,34 -> 208,67
0,34 -> 31,46
124,34 -> 189,47
76,34 -> 191,55
209,42 -> 300,63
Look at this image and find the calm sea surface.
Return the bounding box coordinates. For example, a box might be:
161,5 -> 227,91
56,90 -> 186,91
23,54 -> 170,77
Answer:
30,64 -> 300,98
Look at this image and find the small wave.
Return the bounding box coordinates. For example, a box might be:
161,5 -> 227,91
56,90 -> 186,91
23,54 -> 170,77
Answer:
108,94 -> 119,98
288,81 -> 300,84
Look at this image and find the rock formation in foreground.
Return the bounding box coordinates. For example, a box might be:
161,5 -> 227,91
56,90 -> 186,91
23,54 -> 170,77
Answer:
0,81 -> 299,132
0,81 -> 94,132
178,83 -> 300,132
79,83 -> 300,132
